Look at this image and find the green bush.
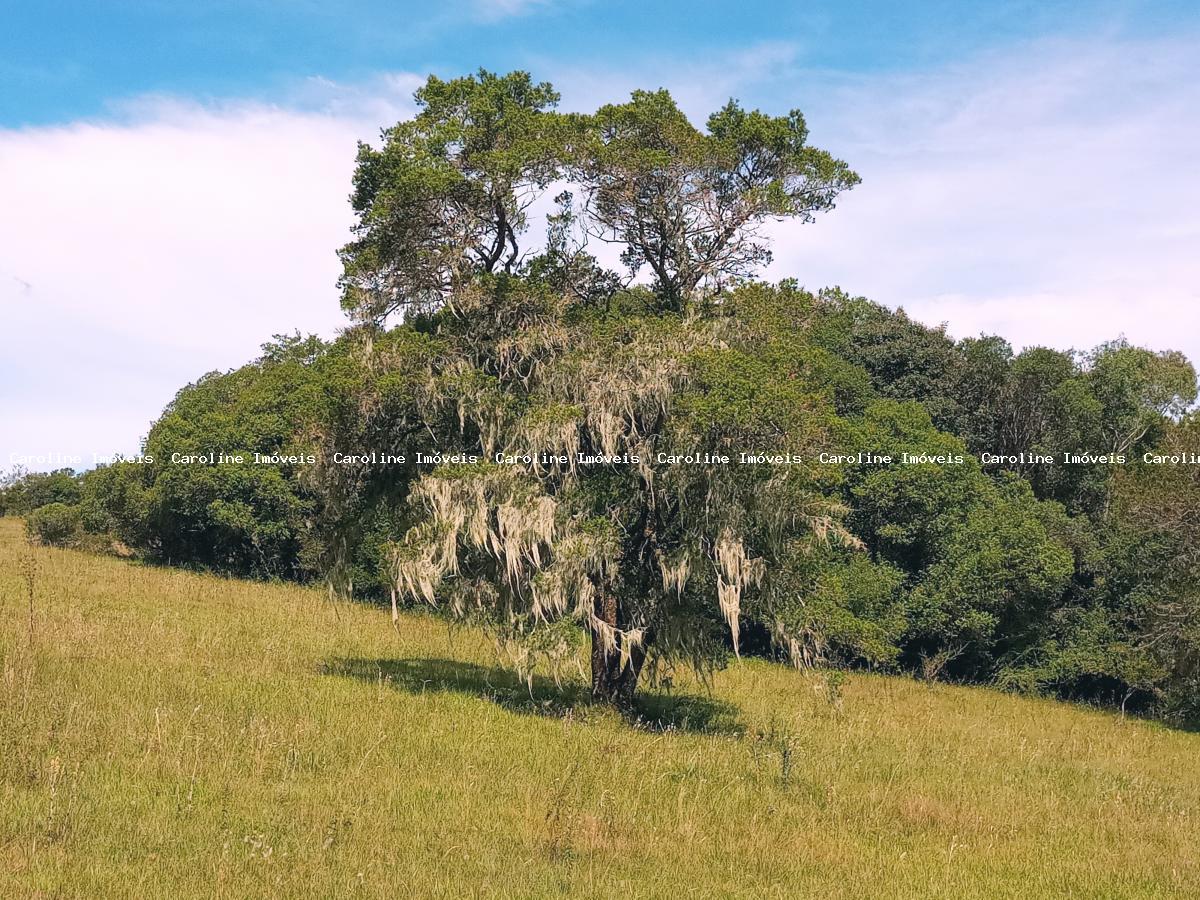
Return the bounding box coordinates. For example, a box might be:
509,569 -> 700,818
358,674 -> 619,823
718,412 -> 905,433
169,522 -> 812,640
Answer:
26,502 -> 83,547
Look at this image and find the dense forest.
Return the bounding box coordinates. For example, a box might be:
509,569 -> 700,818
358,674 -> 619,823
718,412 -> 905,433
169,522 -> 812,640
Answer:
6,71 -> 1199,721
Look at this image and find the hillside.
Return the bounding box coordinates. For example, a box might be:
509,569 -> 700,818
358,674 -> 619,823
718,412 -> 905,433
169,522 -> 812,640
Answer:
2,518 -> 1198,898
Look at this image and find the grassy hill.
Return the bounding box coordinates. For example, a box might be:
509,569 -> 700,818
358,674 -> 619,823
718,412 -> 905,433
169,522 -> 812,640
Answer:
2,518 -> 1199,898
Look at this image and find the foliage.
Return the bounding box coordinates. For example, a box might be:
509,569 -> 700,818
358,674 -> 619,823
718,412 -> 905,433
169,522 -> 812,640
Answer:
327,76 -> 863,703
339,70 -> 570,322
1,468 -> 82,515
351,280 -> 866,702
339,71 -> 858,323
24,502 -> 82,547
1086,340 -> 1197,454
1107,416 -> 1200,723
817,291 -> 964,430
575,92 -> 859,309
116,333 -> 330,577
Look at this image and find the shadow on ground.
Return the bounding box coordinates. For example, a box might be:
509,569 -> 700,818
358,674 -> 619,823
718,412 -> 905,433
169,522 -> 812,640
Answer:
323,656 -> 742,735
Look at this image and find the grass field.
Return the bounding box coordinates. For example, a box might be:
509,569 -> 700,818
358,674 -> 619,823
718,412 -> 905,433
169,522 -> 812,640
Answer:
2,518 -> 1199,897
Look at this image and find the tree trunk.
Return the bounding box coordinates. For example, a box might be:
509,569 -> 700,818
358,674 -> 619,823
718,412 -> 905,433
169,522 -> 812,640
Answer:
589,593 -> 645,706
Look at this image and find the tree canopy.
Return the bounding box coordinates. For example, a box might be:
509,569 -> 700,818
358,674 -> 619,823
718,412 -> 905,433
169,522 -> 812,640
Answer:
338,69 -> 858,323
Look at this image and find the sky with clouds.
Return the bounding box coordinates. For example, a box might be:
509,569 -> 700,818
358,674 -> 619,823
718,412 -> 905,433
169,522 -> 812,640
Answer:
2,1 -> 1198,469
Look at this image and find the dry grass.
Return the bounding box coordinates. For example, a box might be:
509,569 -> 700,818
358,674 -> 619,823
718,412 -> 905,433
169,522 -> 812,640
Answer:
2,517 -> 1198,898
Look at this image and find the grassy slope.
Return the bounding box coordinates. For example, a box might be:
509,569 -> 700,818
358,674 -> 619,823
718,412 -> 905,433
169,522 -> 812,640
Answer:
1,519 -> 1198,898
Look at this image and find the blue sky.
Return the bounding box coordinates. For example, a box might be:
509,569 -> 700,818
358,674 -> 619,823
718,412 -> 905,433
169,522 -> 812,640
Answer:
3,1 -> 1199,468
4,0 -> 1194,125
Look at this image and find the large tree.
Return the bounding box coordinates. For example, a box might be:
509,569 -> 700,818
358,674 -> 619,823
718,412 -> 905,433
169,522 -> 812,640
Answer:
326,72 -> 862,703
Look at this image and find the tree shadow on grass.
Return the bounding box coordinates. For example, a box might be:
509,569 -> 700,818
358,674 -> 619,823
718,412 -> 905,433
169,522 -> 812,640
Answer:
323,656 -> 742,735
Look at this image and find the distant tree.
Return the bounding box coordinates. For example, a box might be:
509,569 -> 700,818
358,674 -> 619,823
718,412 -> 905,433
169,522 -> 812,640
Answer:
1,468 -> 82,514
1085,340 -> 1196,455
821,295 -> 964,429
955,338 -> 1196,514
952,334 -> 1015,448
79,461 -> 153,546
960,345 -> 1107,511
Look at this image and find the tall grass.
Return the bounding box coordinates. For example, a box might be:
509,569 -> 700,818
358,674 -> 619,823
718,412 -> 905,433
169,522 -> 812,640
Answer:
2,517 -> 1198,897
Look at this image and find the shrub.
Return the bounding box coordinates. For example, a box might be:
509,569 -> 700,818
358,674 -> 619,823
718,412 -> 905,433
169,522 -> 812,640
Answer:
26,502 -> 83,547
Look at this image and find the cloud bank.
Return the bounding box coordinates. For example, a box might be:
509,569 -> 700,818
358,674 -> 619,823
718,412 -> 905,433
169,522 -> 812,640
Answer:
3,35 -> 1197,468
764,35 -> 1200,359
0,86 -> 417,467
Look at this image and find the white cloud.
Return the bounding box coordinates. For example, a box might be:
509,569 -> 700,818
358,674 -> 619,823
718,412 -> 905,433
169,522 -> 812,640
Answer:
1,87 -> 418,467
762,35 -> 1200,359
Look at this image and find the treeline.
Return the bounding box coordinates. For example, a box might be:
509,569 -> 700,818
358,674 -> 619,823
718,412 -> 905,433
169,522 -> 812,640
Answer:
7,70 -> 1200,717
7,289 -> 1200,720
